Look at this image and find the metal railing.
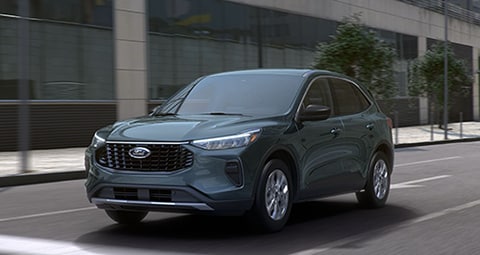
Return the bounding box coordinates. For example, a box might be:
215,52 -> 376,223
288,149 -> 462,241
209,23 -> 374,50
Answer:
391,111 -> 480,145
398,0 -> 480,25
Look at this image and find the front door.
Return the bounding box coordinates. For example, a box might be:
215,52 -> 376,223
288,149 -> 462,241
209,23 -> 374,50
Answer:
297,77 -> 347,198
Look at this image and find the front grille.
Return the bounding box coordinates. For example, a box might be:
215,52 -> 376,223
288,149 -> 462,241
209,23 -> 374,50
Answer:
112,187 -> 172,202
103,143 -> 193,172
150,189 -> 172,202
113,187 -> 137,200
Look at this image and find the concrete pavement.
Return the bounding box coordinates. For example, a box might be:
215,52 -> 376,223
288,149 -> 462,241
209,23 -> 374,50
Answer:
0,147 -> 87,187
1,121 -> 480,187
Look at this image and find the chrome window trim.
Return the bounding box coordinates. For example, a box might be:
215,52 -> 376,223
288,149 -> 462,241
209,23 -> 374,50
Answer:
295,74 -> 375,121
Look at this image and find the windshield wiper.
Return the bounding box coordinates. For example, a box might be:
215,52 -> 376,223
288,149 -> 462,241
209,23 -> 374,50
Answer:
202,112 -> 247,116
154,112 -> 176,116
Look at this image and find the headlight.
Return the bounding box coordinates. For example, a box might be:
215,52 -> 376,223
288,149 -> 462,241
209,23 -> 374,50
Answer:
192,129 -> 261,150
91,132 -> 106,148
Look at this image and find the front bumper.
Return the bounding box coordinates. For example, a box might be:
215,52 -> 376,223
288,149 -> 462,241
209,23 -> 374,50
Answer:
85,143 -> 263,216
87,182 -> 253,215
92,198 -> 214,211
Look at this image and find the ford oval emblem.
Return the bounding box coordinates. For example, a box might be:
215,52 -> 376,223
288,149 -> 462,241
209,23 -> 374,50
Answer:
128,147 -> 151,159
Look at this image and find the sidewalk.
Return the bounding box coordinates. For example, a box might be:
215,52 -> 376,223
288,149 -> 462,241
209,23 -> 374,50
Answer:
393,121 -> 480,145
0,147 -> 86,187
1,122 -> 480,186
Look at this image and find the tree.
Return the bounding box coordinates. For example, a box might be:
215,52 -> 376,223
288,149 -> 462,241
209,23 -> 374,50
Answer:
408,42 -> 472,128
312,14 -> 397,100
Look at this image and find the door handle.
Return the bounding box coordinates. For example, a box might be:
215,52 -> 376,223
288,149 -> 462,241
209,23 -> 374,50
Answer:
330,127 -> 341,136
366,123 -> 375,130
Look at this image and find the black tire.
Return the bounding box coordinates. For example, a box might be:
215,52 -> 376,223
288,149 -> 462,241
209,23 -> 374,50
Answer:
248,159 -> 293,233
105,210 -> 148,224
356,151 -> 391,208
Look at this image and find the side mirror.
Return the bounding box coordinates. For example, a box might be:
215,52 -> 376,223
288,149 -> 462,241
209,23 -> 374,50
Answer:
299,105 -> 331,122
149,105 -> 161,116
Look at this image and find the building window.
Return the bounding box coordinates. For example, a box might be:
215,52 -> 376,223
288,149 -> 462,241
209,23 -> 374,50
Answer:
30,0 -> 113,27
147,0 -> 418,100
0,0 -> 114,100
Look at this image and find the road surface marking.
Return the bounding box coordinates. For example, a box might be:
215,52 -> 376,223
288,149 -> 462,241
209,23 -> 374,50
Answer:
410,199 -> 480,224
289,198 -> 480,255
0,234 -> 195,255
289,248 -> 329,255
0,207 -> 96,223
395,156 -> 461,167
391,175 -> 451,189
0,234 -> 98,255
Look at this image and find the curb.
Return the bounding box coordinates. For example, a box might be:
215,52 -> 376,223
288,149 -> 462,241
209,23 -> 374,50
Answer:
394,137 -> 480,148
0,171 -> 86,188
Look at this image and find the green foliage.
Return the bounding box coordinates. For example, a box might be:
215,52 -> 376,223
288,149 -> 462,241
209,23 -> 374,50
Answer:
312,15 -> 397,99
408,42 -> 472,108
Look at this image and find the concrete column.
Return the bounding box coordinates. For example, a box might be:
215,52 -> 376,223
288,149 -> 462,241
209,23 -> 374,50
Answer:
419,97 -> 429,124
114,0 -> 147,120
473,47 -> 479,120
418,36 -> 427,56
418,36 -> 429,124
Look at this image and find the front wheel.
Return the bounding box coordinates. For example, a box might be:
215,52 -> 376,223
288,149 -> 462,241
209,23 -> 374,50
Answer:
105,210 -> 148,224
356,151 -> 391,208
247,159 -> 293,233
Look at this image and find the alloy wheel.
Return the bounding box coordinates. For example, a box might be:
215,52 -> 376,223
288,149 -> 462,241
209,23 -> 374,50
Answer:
264,169 -> 289,221
373,159 -> 389,200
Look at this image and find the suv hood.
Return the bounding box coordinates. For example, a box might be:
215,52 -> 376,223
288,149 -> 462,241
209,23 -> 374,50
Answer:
106,115 -> 288,142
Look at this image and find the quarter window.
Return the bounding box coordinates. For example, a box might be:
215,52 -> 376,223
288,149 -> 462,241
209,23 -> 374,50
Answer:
330,78 -> 370,116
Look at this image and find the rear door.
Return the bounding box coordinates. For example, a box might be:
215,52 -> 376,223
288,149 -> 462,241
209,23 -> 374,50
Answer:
329,77 -> 375,189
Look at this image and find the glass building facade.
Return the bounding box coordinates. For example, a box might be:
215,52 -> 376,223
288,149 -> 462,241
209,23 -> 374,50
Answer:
0,0 -> 116,151
0,0 -> 434,102
0,0 -> 114,100
147,0 -> 419,100
0,0 -> 478,151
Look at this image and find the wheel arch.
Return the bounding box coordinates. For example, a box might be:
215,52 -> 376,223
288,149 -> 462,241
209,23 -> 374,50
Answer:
357,141 -> 393,208
256,146 -> 300,201
374,142 -> 394,172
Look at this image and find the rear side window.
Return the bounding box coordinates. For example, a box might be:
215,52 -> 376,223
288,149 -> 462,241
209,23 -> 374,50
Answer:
330,78 -> 370,116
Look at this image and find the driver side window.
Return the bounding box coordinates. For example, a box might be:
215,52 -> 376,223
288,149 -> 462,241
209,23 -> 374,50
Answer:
303,78 -> 332,112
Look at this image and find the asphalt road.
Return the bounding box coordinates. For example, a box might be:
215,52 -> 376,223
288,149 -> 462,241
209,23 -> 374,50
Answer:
1,141 -> 480,255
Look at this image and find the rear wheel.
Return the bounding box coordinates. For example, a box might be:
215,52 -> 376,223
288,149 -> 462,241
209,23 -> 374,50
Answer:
248,159 -> 293,233
356,151 -> 391,208
105,210 -> 148,224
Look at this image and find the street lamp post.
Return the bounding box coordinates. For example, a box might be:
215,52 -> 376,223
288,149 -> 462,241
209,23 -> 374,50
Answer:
444,0 -> 449,140
18,0 -> 30,173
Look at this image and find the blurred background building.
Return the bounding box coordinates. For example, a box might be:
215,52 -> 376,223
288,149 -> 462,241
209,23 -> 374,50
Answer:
1,0 -> 479,151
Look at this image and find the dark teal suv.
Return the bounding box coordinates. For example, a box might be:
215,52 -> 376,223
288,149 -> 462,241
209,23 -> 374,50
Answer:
85,69 -> 394,232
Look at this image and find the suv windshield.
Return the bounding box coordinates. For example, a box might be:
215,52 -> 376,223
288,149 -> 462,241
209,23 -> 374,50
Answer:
160,74 -> 304,117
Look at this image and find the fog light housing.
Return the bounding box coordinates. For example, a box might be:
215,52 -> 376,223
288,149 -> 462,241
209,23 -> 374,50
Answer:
225,161 -> 243,187
95,147 -> 108,167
